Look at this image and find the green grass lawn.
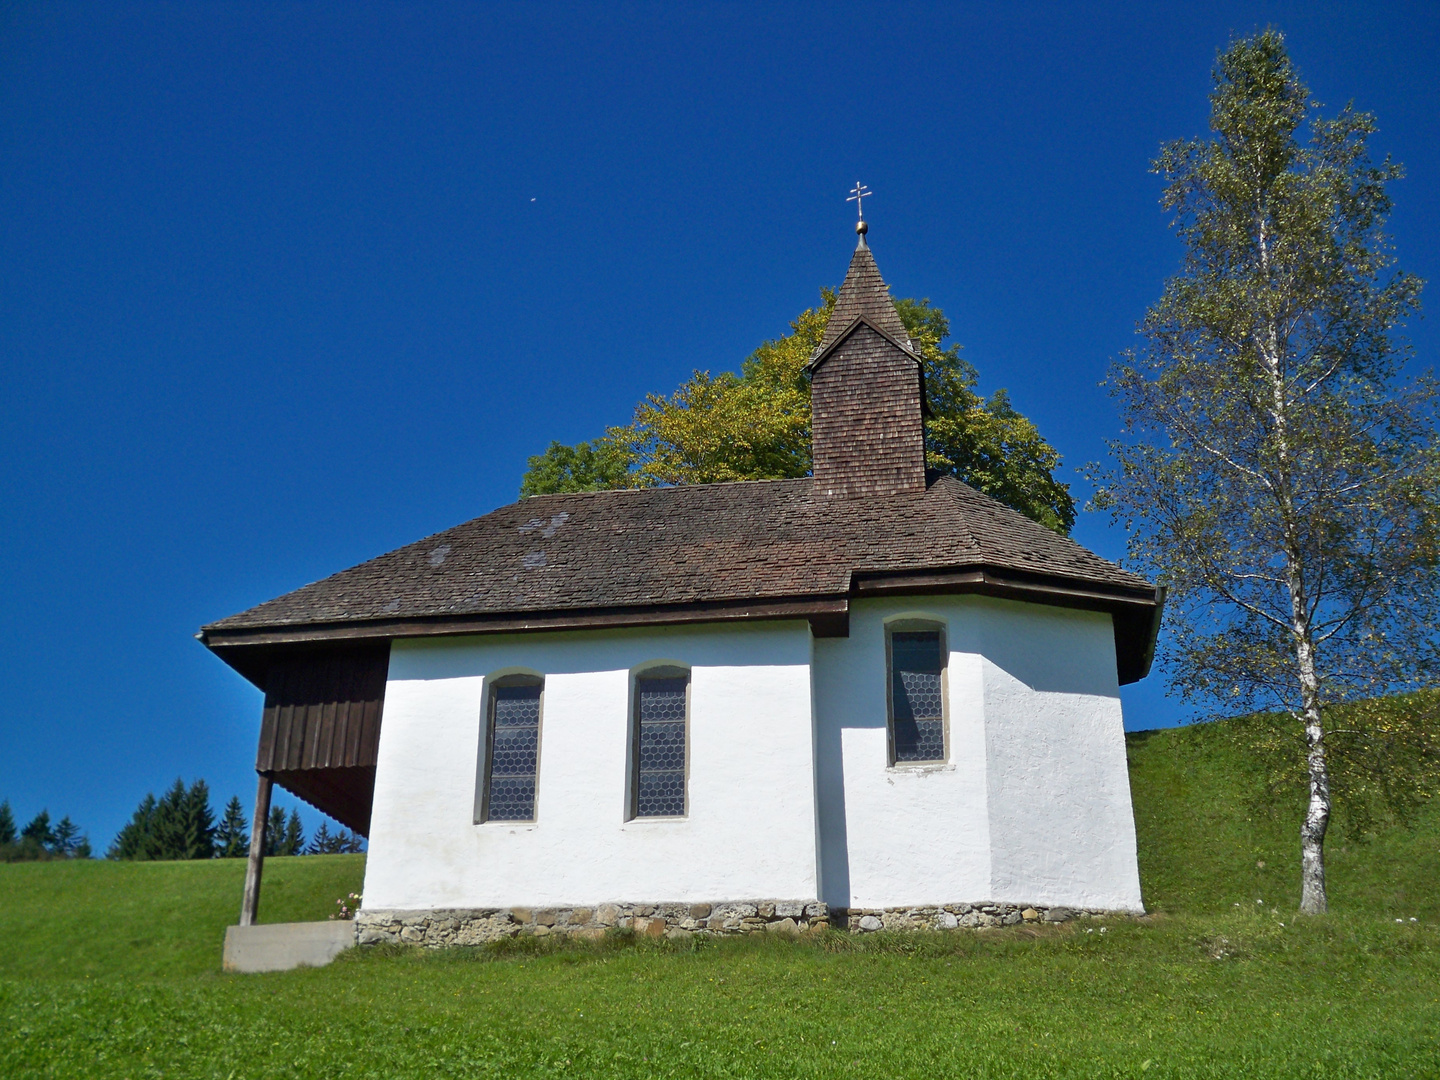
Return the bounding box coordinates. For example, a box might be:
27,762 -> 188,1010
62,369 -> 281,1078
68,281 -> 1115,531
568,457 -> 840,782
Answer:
2,721 -> 1437,1079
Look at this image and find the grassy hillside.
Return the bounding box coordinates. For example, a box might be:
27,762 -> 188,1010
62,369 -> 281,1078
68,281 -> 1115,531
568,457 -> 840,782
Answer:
0,854 -> 364,980
1,720 -> 1436,1078
1128,721 -> 1440,919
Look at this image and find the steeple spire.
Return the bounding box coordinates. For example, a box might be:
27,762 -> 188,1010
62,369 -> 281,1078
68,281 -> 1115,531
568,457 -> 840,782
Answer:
815,223 -> 913,353
807,212 -> 928,500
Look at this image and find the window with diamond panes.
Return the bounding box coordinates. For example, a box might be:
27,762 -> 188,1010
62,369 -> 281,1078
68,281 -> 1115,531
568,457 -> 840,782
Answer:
889,630 -> 945,763
483,680 -> 542,821
633,674 -> 688,817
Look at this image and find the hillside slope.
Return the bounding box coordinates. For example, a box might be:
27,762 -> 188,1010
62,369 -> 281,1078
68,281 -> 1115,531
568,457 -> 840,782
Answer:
0,854 -> 364,979
1128,717 -> 1439,919
1,718 -> 1434,980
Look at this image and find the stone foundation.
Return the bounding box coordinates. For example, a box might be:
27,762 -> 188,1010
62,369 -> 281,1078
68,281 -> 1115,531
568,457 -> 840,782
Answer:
831,902 -> 1109,931
356,899 -> 1119,946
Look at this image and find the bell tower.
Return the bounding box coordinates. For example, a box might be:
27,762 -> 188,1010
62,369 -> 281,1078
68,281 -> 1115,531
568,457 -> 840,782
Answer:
807,216 -> 928,499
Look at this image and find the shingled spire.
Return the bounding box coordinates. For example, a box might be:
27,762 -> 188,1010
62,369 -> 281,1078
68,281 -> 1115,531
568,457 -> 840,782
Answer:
807,223 -> 928,499
816,228 -> 913,351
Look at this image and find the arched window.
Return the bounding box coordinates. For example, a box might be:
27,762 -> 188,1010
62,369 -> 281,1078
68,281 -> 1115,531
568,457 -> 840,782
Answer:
477,674 -> 544,823
630,666 -> 689,819
887,622 -> 947,765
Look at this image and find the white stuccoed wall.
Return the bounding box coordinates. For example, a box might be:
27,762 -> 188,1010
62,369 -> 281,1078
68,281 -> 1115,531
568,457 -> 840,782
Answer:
362,620 -> 818,911
813,596 -> 1143,913
980,601 -> 1144,912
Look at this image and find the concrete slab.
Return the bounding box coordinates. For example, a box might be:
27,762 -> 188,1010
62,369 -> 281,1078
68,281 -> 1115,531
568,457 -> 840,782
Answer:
223,921 -> 356,974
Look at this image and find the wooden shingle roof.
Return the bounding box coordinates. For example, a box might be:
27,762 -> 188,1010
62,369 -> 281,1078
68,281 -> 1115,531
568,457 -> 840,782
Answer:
202,476 -> 1162,684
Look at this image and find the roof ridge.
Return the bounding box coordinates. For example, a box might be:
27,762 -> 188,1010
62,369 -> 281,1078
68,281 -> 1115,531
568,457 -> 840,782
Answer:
519,475 -> 814,501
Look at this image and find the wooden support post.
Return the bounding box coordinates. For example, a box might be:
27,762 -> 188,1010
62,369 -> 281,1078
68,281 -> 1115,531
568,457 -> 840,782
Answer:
239,772 -> 273,927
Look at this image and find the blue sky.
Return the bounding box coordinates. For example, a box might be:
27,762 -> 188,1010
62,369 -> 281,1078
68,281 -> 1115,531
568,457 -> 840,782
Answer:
2,2 -> 1436,849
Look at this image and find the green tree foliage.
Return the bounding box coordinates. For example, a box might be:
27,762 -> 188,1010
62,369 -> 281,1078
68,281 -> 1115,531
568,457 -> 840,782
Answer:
1219,690 -> 1440,842
308,821 -> 333,854
215,796 -> 250,858
108,779 -> 217,861
264,806 -> 288,857
1092,31 -> 1438,913
307,821 -> 365,854
110,794 -> 161,860
609,295 -> 830,487
0,806 -> 90,862
520,291 -> 1076,533
51,816 -> 84,858
21,811 -> 55,850
519,439 -> 636,497
284,809 -> 306,855
266,808 -> 307,857
181,780 -> 217,860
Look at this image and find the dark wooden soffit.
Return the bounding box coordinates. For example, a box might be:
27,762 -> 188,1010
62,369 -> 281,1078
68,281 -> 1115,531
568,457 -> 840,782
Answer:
202,567 -> 1161,688
254,645 -> 389,836
202,597 -> 852,686
270,766 -> 377,837
848,565 -> 1164,685
257,644 -> 388,773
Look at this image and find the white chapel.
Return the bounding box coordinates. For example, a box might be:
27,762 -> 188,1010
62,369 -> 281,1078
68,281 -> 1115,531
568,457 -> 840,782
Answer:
202,221 -> 1161,941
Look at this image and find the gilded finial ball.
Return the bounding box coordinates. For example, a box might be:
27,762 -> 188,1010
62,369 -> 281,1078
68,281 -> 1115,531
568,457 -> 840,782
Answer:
856,219 -> 869,235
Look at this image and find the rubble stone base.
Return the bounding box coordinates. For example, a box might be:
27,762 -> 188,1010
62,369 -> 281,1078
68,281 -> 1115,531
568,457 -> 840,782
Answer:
831,902 -> 1111,931
356,899 -> 1123,947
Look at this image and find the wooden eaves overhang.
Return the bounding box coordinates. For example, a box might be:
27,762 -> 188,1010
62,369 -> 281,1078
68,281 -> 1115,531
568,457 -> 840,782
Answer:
201,564 -> 1163,690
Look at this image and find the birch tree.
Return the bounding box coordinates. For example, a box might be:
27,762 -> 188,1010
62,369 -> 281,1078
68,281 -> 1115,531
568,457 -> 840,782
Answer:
1096,31 -> 1438,913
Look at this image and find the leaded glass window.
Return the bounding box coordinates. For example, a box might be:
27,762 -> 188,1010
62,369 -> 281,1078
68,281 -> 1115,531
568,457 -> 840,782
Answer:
482,680 -> 542,821
889,630 -> 945,764
633,673 -> 688,818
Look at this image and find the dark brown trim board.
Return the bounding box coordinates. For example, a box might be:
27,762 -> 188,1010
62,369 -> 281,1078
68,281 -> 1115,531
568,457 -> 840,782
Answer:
202,568 -> 1160,691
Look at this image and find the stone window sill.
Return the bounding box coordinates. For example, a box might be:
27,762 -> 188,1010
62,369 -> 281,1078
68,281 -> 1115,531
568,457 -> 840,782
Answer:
887,761 -> 953,775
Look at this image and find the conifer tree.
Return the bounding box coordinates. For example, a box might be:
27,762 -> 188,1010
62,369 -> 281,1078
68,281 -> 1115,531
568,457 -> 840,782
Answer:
51,816 -> 80,857
109,793 -> 161,859
307,821 -> 333,854
150,779 -> 189,857
21,810 -> 55,854
282,808 -> 305,856
108,779 -> 216,860
215,796 -> 250,858
179,779 -> 217,860
0,800 -> 14,846
264,806 -> 288,857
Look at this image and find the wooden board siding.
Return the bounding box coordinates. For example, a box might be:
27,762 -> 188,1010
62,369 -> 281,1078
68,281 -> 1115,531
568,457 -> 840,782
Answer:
811,322 -> 927,500
257,645 -> 389,773
256,644 -> 389,834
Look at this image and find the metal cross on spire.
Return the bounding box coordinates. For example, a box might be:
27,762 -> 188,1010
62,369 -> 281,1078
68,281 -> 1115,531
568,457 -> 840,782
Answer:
847,182 -> 873,221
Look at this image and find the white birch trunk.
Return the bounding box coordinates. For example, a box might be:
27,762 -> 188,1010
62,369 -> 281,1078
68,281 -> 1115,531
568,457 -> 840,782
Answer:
1292,602 -> 1331,914
1259,214 -> 1332,915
